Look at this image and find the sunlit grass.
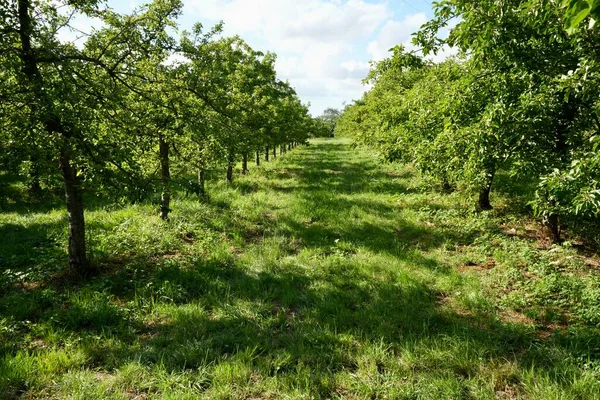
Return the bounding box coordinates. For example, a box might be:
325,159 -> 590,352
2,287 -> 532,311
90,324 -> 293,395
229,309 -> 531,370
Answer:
1,138 -> 599,399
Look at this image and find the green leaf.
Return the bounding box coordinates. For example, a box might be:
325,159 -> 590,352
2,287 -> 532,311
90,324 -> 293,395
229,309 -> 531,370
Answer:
564,0 -> 591,33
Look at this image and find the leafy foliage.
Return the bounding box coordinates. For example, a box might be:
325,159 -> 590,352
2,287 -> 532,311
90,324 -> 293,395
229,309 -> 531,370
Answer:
337,0 -> 600,242
0,0 -> 311,271
564,0 -> 600,33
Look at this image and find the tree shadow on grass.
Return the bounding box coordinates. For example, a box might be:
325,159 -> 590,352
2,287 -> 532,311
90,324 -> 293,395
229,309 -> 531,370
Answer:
275,212 -> 461,272
0,220 -> 67,276
7,255 -> 590,397
269,159 -> 420,197
2,140 -> 600,397
0,259 -> 595,397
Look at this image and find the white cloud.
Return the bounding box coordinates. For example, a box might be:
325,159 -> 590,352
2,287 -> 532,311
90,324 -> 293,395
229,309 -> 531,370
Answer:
54,1 -> 456,115
367,13 -> 461,67
184,0 -> 392,114
55,11 -> 104,46
280,0 -> 390,42
367,12 -> 428,61
185,0 -> 389,44
428,44 -> 459,63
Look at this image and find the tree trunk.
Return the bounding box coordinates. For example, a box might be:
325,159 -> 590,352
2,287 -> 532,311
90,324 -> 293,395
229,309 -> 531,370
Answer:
18,0 -> 89,272
441,177 -> 454,194
477,170 -> 495,211
478,186 -> 493,211
227,150 -> 234,183
60,146 -> 88,272
273,146 -> 277,159
29,155 -> 42,197
256,150 -> 260,166
280,145 -> 284,155
265,146 -> 269,161
159,136 -> 171,220
242,153 -> 248,175
29,176 -> 42,197
544,105 -> 574,243
546,213 -> 561,243
197,168 -> 205,196
288,143 -> 292,151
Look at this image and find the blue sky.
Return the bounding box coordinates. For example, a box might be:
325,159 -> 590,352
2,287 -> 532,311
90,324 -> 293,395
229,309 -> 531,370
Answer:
67,1 -> 453,116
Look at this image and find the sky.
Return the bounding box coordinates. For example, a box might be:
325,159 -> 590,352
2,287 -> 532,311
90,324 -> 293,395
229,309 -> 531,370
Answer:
63,0 -> 455,116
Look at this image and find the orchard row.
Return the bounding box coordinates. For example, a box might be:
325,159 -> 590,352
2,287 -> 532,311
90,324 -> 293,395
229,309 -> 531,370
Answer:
1,0 -> 319,272
337,0 -> 600,243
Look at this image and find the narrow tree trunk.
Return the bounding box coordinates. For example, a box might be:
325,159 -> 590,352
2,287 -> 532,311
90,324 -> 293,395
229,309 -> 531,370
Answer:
273,146 -> 277,159
477,186 -> 493,211
256,150 -> 260,166
159,136 -> 171,220
227,150 -> 234,183
197,168 -> 205,196
19,0 -> 89,272
29,176 -> 42,196
477,169 -> 495,211
280,145 -> 284,155
60,146 -> 88,272
29,155 -> 42,197
441,177 -> 454,194
288,143 -> 292,151
544,108 -> 573,243
242,153 -> 248,175
546,212 -> 561,243
546,213 -> 561,243
265,146 -> 269,161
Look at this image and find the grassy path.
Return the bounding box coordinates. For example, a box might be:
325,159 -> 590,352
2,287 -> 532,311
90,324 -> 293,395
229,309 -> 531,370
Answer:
1,138 -> 599,399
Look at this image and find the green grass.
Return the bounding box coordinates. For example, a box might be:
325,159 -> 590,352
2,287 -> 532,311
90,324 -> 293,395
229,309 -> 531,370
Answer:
1,138 -> 600,399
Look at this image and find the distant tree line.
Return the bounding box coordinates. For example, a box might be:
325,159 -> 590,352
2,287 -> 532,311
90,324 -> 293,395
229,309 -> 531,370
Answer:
313,108 -> 341,137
